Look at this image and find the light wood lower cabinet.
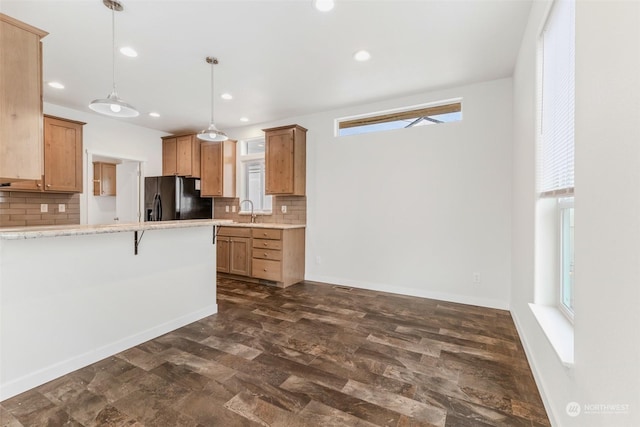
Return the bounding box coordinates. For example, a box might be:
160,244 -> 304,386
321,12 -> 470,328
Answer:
216,226 -> 305,287
217,227 -> 251,277
251,227 -> 305,287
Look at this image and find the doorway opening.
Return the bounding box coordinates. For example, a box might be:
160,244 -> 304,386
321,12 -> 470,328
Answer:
86,152 -> 144,225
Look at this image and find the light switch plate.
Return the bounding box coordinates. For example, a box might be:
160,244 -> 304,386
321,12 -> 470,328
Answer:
58,204 -> 66,213
225,206 -> 229,213
40,204 -> 48,213
281,205 -> 287,213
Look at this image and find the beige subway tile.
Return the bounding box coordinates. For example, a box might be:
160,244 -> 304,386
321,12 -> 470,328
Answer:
0,208 -> 27,215
0,219 -> 27,227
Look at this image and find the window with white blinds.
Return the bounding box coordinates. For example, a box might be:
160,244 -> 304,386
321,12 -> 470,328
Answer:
537,0 -> 575,198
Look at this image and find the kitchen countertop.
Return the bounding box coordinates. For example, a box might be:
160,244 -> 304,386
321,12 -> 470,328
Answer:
219,222 -> 306,230
0,219 -> 234,240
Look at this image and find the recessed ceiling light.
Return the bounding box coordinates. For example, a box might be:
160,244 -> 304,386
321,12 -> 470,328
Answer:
221,93 -> 233,100
240,117 -> 249,122
354,50 -> 371,62
314,0 -> 334,12
149,112 -> 160,118
119,46 -> 138,57
48,81 -> 65,89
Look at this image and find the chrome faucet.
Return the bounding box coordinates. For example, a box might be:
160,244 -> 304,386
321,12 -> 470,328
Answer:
239,199 -> 256,223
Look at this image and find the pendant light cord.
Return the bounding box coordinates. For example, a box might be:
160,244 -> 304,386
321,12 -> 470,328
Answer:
111,5 -> 116,93
210,60 -> 215,123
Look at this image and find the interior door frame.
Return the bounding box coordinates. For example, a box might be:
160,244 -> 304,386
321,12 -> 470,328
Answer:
84,149 -> 146,225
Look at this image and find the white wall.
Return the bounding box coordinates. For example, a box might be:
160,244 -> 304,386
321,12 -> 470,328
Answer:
511,1 -> 640,426
0,225 -> 217,400
44,103 -> 167,224
227,78 -> 513,309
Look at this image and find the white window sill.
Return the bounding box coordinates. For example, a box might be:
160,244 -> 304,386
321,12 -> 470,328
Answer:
529,303 -> 574,367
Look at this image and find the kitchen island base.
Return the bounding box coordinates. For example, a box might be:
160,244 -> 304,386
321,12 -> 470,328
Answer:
0,221 -> 224,401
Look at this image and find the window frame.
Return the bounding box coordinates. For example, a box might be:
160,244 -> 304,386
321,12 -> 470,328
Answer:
336,99 -> 462,137
558,197 -> 574,321
238,137 -> 272,215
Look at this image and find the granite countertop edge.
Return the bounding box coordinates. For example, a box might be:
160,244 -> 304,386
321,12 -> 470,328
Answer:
0,219 -> 234,240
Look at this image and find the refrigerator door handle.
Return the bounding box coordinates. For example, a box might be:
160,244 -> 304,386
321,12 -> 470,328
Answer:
157,194 -> 163,221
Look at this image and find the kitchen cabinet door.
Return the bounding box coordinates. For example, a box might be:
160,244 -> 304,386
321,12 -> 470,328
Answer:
229,237 -> 251,276
43,115 -> 84,193
0,15 -> 47,184
217,236 -> 230,273
162,134 -> 201,177
200,140 -> 236,198
162,137 -> 178,176
93,162 -> 116,196
263,124 -> 306,196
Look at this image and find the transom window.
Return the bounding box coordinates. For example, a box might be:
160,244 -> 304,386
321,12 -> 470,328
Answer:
337,101 -> 462,137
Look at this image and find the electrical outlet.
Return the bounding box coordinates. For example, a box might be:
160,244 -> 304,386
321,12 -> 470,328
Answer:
281,205 -> 287,214
225,205 -> 229,213
40,203 -> 48,213
473,272 -> 481,284
58,204 -> 65,213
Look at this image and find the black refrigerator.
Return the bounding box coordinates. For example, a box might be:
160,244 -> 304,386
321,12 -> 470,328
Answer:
144,176 -> 212,221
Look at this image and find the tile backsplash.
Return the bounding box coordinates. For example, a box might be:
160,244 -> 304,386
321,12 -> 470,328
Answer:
0,191 -> 80,227
213,196 -> 306,225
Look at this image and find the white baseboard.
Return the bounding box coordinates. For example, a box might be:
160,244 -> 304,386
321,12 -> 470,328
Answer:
510,309 -> 560,427
0,304 -> 217,401
305,274 -> 509,310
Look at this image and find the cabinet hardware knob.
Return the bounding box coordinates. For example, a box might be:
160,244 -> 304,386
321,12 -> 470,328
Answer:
264,243 -> 268,246
264,253 -> 268,256
264,269 -> 267,272
46,184 -> 51,188
36,183 -> 41,188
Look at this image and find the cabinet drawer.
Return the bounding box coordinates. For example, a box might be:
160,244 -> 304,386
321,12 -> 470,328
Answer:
252,259 -> 282,281
252,248 -> 282,261
218,226 -> 252,238
252,238 -> 283,250
251,228 -> 282,240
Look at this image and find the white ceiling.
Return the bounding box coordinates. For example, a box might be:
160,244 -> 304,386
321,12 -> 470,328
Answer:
2,0 -> 532,135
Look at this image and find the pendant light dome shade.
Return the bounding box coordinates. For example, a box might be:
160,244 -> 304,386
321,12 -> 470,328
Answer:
89,0 -> 139,118
90,89 -> 139,117
197,57 -> 228,142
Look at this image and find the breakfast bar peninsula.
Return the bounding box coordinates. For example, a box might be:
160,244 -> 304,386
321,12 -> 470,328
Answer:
0,219 -> 230,400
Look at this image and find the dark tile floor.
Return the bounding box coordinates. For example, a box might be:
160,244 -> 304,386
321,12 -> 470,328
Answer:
0,278 -> 549,426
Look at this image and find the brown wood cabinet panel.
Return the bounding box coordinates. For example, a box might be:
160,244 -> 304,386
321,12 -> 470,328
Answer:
43,115 -> 83,193
201,140 -> 236,198
252,238 -> 283,250
217,236 -> 230,273
0,14 -> 47,184
218,226 -> 252,238
263,124 -> 306,196
252,258 -> 283,282
252,248 -> 282,261
93,162 -> 116,196
229,237 -> 251,276
162,138 -> 177,176
162,134 -> 201,177
251,228 -> 282,240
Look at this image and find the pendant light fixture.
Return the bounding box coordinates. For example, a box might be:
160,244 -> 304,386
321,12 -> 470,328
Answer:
89,0 -> 139,117
197,57 -> 228,142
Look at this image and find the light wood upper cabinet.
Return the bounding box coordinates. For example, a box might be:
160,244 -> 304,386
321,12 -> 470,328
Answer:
93,162 -> 116,196
162,134 -> 201,178
44,115 -> 84,193
263,124 -> 307,196
0,14 -> 47,184
200,140 -> 236,198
